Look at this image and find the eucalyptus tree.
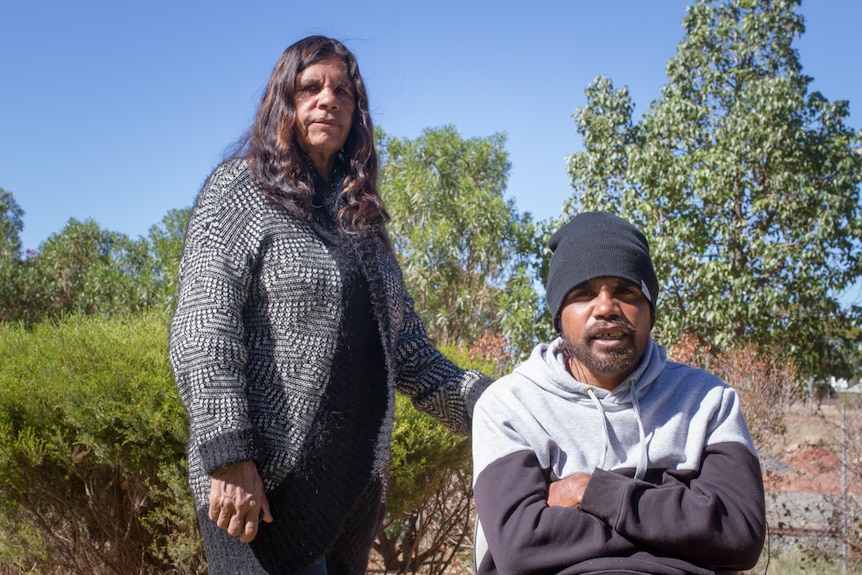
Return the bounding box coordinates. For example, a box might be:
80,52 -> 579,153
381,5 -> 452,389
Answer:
379,126 -> 544,357
144,208 -> 190,312
0,213 -> 188,324
0,188 -> 24,261
566,0 -> 862,378
0,188 -> 29,322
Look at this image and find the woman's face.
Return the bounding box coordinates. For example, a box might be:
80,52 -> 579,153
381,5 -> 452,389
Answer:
293,57 -> 356,174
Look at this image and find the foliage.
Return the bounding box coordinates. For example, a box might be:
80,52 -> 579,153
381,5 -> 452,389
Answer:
379,126 -> 544,359
375,394 -> 474,575
0,203 -> 189,326
144,208 -> 189,313
0,312 -> 204,574
565,0 -> 862,379
33,218 -> 152,316
0,313 -> 500,575
0,188 -> 24,260
0,189 -> 29,324
0,255 -> 36,324
374,343 -> 499,575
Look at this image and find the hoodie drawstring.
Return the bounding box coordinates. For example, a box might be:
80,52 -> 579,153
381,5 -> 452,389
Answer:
586,384 -> 649,480
585,387 -> 609,471
630,387 -> 649,480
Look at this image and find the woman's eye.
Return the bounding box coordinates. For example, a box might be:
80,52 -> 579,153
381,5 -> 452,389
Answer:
296,83 -> 319,94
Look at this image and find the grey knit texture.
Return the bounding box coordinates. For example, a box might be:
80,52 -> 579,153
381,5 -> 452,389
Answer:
169,159 -> 491,573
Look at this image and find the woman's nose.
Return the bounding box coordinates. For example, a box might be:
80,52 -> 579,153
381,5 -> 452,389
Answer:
318,86 -> 338,108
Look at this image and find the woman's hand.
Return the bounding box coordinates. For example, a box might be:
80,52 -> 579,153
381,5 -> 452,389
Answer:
209,460 -> 273,542
547,473 -> 591,508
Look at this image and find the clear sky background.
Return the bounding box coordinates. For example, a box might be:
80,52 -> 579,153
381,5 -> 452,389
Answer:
1,1 -> 860,302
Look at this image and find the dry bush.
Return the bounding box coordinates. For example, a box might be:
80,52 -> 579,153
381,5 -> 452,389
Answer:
668,335 -> 799,455
468,329 -> 512,377
372,464 -> 475,575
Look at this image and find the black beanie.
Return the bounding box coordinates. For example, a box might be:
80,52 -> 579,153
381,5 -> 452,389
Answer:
547,212 -> 658,333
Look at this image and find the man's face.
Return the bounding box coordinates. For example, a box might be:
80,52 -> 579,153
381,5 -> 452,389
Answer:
559,276 -> 652,390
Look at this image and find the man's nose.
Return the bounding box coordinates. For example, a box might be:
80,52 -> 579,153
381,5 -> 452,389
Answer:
593,289 -> 619,317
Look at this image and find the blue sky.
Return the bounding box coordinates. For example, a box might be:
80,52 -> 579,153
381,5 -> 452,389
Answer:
1,1 -> 860,303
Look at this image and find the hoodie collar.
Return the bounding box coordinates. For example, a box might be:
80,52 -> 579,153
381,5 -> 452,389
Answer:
522,337 -> 667,403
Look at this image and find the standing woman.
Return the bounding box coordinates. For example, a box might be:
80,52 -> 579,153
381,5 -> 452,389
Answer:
169,36 -> 491,575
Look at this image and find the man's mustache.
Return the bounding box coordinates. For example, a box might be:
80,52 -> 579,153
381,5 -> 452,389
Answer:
585,318 -> 637,339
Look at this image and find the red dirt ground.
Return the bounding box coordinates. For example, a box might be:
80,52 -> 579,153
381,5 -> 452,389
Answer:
762,403 -> 860,496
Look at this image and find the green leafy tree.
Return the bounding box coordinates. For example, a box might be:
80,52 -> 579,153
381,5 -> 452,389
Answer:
0,189 -> 28,322
379,126 -> 543,358
0,209 -> 190,324
565,0 -> 862,379
142,208 -> 190,313
120,212 -> 189,315
33,218 -> 149,317
0,188 -> 23,260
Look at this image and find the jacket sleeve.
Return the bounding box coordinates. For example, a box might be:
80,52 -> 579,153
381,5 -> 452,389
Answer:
578,383 -> 766,571
475,449 -> 647,574
392,291 -> 491,435
581,442 -> 766,570
168,163 -> 261,474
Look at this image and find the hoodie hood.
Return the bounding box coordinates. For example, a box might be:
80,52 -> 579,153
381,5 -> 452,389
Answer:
516,336 -> 667,403
473,332 -> 754,489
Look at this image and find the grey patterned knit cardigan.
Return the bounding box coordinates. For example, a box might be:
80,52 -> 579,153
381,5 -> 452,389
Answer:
169,159 -> 491,572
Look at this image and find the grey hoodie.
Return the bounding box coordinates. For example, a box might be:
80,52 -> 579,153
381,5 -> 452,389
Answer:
472,338 -> 766,575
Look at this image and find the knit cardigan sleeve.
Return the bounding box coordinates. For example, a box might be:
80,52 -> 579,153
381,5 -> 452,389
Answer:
169,160 -> 262,474
389,284 -> 492,435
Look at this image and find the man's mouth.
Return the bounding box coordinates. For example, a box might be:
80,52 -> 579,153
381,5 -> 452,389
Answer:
587,320 -> 637,346
592,329 -> 627,340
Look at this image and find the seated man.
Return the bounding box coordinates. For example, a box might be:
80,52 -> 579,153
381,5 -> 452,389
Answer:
472,212 -> 766,575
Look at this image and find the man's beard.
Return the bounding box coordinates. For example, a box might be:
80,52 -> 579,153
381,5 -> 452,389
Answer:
563,319 -> 641,379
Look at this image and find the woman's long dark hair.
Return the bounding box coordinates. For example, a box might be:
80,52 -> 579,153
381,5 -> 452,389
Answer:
232,36 -> 388,237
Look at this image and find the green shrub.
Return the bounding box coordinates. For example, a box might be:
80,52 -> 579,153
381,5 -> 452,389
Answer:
0,312 -> 203,574
374,342 -> 497,574
0,317 -> 498,574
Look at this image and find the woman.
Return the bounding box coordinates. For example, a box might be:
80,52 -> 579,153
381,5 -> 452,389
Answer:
169,36 -> 491,575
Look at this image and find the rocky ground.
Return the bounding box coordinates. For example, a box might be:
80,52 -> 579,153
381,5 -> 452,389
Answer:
759,401 -> 859,561
764,402 -> 859,495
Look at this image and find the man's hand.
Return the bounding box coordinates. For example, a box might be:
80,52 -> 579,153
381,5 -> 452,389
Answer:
547,473 -> 591,508
209,460 -> 273,542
